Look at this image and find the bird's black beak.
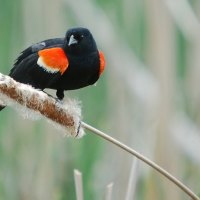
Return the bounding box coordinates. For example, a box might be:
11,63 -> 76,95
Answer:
68,35 -> 78,46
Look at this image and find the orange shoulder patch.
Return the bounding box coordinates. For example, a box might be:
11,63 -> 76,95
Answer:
37,47 -> 69,75
99,51 -> 105,76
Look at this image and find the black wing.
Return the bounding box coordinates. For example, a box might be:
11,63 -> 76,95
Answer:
10,38 -> 65,90
12,38 -> 64,69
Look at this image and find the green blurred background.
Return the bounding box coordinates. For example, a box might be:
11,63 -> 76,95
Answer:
0,0 -> 200,199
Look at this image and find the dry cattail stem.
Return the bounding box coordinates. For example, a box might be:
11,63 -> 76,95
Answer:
0,73 -> 84,137
0,73 -> 199,200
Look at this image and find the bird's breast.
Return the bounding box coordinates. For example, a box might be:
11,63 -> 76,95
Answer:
53,52 -> 100,90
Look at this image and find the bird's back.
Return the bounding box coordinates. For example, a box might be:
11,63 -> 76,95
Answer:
10,38 -> 65,90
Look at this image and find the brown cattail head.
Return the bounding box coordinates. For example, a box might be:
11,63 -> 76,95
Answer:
0,73 -> 84,137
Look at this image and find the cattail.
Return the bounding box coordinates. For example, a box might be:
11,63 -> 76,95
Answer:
0,73 -> 84,137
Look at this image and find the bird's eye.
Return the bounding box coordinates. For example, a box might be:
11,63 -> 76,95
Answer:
75,34 -> 84,41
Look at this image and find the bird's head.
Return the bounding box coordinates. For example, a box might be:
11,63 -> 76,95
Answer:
64,27 -> 97,55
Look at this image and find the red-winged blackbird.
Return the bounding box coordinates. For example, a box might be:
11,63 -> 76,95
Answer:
0,27 -> 105,111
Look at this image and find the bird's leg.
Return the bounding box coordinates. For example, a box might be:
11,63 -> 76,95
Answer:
42,90 -> 63,104
42,91 -> 55,99
56,89 -> 64,101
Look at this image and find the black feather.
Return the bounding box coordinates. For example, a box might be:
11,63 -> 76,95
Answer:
2,28 -> 102,111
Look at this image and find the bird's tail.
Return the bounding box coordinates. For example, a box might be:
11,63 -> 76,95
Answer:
0,105 -> 6,111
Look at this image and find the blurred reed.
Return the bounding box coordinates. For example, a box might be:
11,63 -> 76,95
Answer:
0,0 -> 199,199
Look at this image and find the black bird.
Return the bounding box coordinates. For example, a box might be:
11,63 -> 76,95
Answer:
0,27 -> 105,111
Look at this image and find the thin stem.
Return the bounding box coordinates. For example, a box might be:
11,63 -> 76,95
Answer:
81,122 -> 200,200
125,158 -> 138,200
105,183 -> 114,200
74,169 -> 84,200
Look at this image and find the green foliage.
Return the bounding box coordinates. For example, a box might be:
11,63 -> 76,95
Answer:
0,0 -> 199,200
176,29 -> 187,79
